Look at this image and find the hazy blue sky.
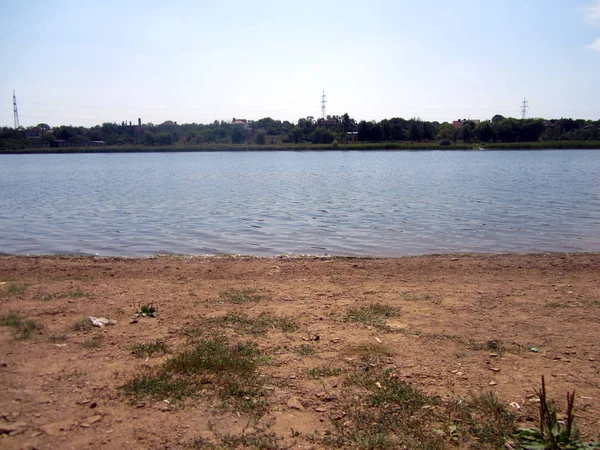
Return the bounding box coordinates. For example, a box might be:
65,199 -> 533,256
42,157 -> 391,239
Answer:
1,0 -> 599,128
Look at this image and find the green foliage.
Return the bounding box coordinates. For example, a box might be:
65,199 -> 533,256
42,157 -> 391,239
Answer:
344,303 -> 401,330
122,336 -> 265,411
218,288 -> 264,304
135,303 -> 158,318
514,377 -> 600,449
255,130 -> 266,145
297,344 -> 316,356
1,282 -> 29,297
0,312 -> 40,340
130,339 -> 169,358
217,312 -> 298,336
73,317 -> 93,332
328,364 -> 520,449
82,336 -> 104,348
308,366 -> 343,378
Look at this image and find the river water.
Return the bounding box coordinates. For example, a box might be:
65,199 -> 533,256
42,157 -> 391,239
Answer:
0,150 -> 599,256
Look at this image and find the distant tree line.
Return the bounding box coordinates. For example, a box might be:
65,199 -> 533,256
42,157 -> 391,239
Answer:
1,114 -> 599,150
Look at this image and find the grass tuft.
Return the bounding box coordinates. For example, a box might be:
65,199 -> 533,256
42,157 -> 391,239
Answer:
0,312 -> 40,339
1,282 -> 29,297
82,336 -> 103,348
297,344 -> 316,356
344,303 -> 401,330
308,366 -> 343,378
73,318 -> 93,332
328,364 -> 519,449
122,336 -> 265,411
35,290 -> 89,301
130,339 -> 168,358
218,288 -> 264,304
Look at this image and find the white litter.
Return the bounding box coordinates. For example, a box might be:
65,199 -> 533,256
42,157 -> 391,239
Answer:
89,316 -> 116,327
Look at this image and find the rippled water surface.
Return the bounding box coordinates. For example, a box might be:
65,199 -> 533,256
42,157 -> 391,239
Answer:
1,150 -> 599,256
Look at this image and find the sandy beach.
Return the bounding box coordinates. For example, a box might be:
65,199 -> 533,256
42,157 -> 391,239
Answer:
0,253 -> 599,449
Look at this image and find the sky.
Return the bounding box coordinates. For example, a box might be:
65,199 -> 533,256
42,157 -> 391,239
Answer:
1,0 -> 600,128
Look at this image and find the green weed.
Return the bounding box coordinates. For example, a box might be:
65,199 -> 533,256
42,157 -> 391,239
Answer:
218,288 -> 264,304
82,336 -> 103,348
2,282 -> 29,297
134,303 -> 158,318
513,376 -> 600,449
308,366 -> 343,379
73,318 -> 93,332
122,336 -> 265,411
298,344 -> 316,356
35,290 -> 89,301
48,333 -> 68,343
130,339 -> 168,358
0,312 -> 40,339
344,303 -> 401,330
328,363 -> 519,449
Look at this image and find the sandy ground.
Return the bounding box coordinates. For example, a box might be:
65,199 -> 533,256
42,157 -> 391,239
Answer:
0,253 -> 599,449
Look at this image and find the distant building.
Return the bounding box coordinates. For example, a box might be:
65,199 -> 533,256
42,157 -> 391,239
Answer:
90,140 -> 106,146
453,119 -> 480,129
50,139 -> 69,148
231,118 -> 249,130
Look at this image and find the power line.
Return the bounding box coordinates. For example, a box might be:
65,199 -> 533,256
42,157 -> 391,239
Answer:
320,90 -> 327,119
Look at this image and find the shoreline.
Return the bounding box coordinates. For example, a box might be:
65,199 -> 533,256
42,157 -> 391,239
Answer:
2,140 -> 600,154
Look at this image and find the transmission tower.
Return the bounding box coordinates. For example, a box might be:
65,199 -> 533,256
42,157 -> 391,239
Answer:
13,90 -> 20,129
520,97 -> 529,119
320,90 -> 327,120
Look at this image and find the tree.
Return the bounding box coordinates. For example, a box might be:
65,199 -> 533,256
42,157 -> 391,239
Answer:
142,131 -> 154,146
357,121 -> 370,141
255,130 -> 266,145
231,128 -> 246,144
409,118 -> 423,141
461,123 -> 473,143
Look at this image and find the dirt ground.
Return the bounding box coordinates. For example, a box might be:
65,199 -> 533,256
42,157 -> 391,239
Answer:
0,253 -> 599,449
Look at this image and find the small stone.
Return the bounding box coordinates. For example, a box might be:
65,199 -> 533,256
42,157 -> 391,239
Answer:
87,415 -> 102,424
489,353 -> 499,357
489,381 -> 497,386
374,337 -> 382,344
490,368 -> 500,373
314,407 -> 327,412
287,397 -> 304,410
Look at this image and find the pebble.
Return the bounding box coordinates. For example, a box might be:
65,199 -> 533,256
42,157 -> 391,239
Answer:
287,397 -> 304,410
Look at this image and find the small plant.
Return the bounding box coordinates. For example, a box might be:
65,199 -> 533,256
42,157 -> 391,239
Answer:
514,376 -> 600,449
48,333 -> 68,343
122,336 -> 265,411
134,303 -> 158,318
2,282 -> 29,297
0,312 -> 40,340
130,339 -> 168,358
308,366 -> 342,378
298,344 -> 316,356
344,303 -> 401,330
36,290 -> 90,301
73,318 -> 93,332
218,288 -> 263,304
468,339 -> 506,354
82,336 -> 103,348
